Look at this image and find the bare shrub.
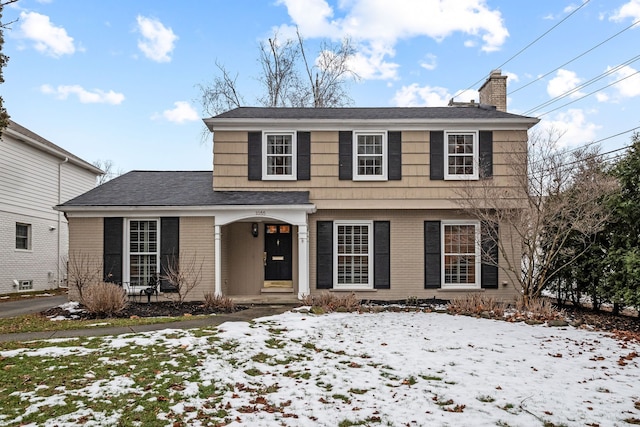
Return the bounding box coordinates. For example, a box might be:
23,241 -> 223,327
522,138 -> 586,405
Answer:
203,292 -> 236,313
65,251 -> 104,304
82,282 -> 128,317
161,252 -> 204,304
448,294 -> 504,317
302,292 -> 361,312
514,297 -> 564,321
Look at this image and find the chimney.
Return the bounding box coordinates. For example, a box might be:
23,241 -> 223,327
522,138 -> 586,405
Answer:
478,69 -> 507,112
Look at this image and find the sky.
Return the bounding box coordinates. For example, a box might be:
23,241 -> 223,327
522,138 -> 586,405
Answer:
2,308 -> 639,425
2,0 -> 640,174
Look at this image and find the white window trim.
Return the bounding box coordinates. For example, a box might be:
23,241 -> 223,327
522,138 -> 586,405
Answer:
353,130 -> 388,181
123,218 -> 160,286
444,130 -> 479,181
15,223 -> 32,252
333,220 -> 374,290
441,220 -> 481,289
262,131 -> 297,181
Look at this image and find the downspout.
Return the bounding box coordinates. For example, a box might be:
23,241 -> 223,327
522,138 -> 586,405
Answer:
57,157 -> 69,288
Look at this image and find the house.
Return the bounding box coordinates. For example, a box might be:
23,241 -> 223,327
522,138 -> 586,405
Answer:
57,70 -> 538,302
0,120 -> 103,294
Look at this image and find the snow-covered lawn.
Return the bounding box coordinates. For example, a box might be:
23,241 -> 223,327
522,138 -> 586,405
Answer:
1,310 -> 639,426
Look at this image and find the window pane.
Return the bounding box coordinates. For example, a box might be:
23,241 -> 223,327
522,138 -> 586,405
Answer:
16,224 -> 29,250
266,134 -> 293,176
129,220 -> 158,285
336,224 -> 370,285
443,225 -> 477,285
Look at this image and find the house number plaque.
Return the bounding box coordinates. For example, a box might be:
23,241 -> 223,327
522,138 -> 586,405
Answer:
255,210 -> 266,216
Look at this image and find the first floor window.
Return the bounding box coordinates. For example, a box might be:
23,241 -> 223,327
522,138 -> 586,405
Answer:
353,131 -> 387,180
335,221 -> 373,288
16,223 -> 31,250
128,220 -> 158,286
264,132 -> 296,179
445,132 -> 478,179
442,221 -> 480,287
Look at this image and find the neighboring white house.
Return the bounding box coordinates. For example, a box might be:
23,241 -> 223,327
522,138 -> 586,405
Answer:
0,120 -> 103,294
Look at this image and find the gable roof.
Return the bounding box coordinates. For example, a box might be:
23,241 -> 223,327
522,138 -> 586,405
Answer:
204,106 -> 539,131
5,120 -> 103,175
57,171 -> 311,209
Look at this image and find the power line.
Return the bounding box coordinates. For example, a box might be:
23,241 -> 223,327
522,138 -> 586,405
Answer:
509,18 -> 640,96
451,0 -> 591,101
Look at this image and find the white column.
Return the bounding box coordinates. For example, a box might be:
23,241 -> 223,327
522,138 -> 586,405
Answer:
297,224 -> 310,299
214,224 -> 222,297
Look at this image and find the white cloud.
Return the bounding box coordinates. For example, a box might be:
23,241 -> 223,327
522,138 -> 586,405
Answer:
610,0 -> 640,22
419,54 -> 437,71
136,16 -> 178,63
348,42 -> 399,80
40,84 -> 125,105
608,65 -> 640,98
152,101 -> 200,124
278,0 -> 509,80
18,11 -> 75,57
392,84 -> 449,107
547,69 -> 584,99
539,109 -> 600,147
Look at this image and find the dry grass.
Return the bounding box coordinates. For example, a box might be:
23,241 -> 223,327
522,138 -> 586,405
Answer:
301,292 -> 361,313
203,292 -> 236,312
81,282 -> 128,317
447,294 -> 504,317
515,296 -> 564,321
447,294 -> 564,322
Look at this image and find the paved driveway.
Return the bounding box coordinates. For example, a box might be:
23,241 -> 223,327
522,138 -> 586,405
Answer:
0,295 -> 68,318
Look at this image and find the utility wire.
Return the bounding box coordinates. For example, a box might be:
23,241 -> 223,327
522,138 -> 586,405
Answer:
451,0 -> 591,101
509,18 -> 640,96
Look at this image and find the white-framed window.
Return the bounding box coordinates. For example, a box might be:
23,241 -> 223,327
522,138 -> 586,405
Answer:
334,220 -> 373,289
445,131 -> 478,180
442,221 -> 480,288
18,280 -> 33,291
353,131 -> 387,181
15,223 -> 31,250
263,131 -> 296,180
126,219 -> 159,286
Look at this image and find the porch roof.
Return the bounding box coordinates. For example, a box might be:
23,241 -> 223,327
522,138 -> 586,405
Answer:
57,170 -> 310,208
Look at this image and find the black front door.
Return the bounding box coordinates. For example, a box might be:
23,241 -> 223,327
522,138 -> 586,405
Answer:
264,224 -> 292,282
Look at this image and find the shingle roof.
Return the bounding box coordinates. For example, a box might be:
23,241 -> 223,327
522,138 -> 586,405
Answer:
6,120 -> 103,174
58,171 -> 310,207
208,106 -> 535,121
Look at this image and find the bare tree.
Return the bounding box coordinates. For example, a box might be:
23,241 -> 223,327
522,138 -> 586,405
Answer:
199,29 -> 358,117
93,159 -> 124,185
297,29 -> 359,107
457,129 -> 617,305
0,0 -> 20,137
161,251 -> 204,304
65,251 -> 104,304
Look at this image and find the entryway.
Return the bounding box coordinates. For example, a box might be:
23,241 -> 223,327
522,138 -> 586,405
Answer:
263,223 -> 293,291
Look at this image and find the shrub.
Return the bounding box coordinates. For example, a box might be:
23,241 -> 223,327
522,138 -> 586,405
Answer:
203,292 -> 236,312
448,294 -> 504,317
82,282 -> 128,317
515,296 -> 564,321
301,292 -> 361,313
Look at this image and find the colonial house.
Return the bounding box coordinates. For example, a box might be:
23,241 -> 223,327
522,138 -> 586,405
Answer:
57,70 -> 538,302
0,120 -> 103,294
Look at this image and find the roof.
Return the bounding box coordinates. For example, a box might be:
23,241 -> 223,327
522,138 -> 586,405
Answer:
204,106 -> 540,132
58,171 -> 311,208
210,106 -> 533,120
5,120 -> 103,175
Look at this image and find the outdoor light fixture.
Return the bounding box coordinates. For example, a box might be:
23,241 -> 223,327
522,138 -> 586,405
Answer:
251,223 -> 259,238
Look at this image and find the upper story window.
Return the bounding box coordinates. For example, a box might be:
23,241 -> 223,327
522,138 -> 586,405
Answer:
442,221 -> 480,288
445,131 -> 478,180
353,131 -> 387,181
15,223 -> 31,250
263,131 -> 297,180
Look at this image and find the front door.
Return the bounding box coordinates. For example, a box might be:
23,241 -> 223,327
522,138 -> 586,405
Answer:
264,224 -> 293,288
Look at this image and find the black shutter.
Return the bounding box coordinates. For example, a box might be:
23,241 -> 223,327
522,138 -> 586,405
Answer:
103,217 -> 123,284
338,131 -> 352,180
316,221 -> 333,289
297,131 -> 311,180
430,131 -> 444,180
481,221 -> 499,289
248,131 -> 262,181
424,221 -> 441,289
479,131 -> 493,179
374,221 -> 391,289
388,131 -> 402,180
160,217 -> 180,292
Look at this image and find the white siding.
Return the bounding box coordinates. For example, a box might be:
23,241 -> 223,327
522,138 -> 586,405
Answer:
0,131 -> 98,293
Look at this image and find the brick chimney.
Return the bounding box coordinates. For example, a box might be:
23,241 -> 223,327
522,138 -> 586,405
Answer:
478,69 -> 507,112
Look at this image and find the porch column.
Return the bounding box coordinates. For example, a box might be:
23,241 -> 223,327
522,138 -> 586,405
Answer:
297,224 -> 310,299
214,224 -> 222,297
